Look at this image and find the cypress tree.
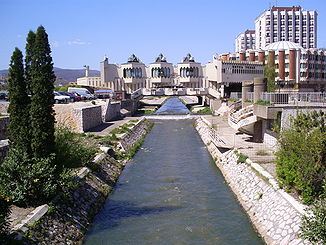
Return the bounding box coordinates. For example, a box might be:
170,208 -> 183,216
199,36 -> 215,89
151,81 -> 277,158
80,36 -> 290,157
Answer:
7,48 -> 31,153
25,30 -> 36,95
30,26 -> 56,158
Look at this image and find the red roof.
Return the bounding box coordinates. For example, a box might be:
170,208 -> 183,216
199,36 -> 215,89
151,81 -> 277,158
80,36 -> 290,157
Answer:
271,6 -> 301,12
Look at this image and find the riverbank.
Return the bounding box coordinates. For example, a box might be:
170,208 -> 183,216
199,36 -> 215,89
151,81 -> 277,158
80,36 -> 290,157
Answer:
11,118 -> 153,244
195,116 -> 308,245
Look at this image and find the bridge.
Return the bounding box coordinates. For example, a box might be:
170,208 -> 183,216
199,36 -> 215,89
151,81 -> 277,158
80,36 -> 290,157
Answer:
131,87 -> 220,100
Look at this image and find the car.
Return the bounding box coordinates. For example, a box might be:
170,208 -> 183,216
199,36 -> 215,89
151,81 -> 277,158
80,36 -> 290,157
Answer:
0,92 -> 8,101
67,87 -> 95,100
54,92 -> 70,103
58,91 -> 80,102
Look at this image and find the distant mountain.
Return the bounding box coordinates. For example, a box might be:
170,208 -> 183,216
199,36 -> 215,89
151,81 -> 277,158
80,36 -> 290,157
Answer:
0,67 -> 100,86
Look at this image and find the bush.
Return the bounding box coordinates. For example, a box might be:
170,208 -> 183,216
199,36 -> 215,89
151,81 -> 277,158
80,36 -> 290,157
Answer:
237,153 -> 248,163
255,100 -> 273,106
276,111 -> 326,204
196,107 -> 212,114
54,127 -> 97,169
0,148 -> 58,206
300,198 -> 326,244
0,191 -> 11,243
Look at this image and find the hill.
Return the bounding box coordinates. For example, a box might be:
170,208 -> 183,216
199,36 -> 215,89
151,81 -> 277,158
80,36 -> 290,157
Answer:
0,67 -> 100,86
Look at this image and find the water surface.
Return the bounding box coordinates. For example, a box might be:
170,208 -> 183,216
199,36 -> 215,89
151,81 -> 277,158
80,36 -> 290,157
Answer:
84,119 -> 263,245
155,97 -> 190,114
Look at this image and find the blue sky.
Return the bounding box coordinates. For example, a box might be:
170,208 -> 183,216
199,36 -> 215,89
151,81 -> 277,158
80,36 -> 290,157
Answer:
1,0 -> 325,70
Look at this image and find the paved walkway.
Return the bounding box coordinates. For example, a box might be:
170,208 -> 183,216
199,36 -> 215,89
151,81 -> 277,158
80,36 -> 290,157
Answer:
203,114 -> 277,177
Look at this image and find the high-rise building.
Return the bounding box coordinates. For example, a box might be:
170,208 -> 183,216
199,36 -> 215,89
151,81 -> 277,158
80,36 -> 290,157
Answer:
235,30 -> 256,52
255,6 -> 317,50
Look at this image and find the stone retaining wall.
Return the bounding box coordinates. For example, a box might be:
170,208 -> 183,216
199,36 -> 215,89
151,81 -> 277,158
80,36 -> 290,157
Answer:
0,116 -> 9,140
73,105 -> 102,132
118,118 -> 150,152
102,100 -> 121,122
0,140 -> 9,162
195,117 -> 309,245
14,118 -> 153,244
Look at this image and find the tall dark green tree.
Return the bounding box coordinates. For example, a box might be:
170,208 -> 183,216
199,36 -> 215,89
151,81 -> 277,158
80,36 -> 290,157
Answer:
25,30 -> 36,95
7,48 -> 31,154
30,26 -> 56,158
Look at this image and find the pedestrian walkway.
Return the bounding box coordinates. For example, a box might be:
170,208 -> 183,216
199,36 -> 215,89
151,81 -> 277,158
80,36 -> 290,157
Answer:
203,114 -> 277,177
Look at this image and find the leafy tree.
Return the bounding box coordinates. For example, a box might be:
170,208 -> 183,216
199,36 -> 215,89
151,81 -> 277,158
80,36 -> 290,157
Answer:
29,26 -> 56,158
0,191 -> 11,244
7,48 -> 31,154
264,65 -> 277,92
276,111 -> 326,203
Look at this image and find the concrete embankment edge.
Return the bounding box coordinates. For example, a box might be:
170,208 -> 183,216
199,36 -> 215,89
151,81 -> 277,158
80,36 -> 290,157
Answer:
14,118 -> 152,244
194,117 -> 309,245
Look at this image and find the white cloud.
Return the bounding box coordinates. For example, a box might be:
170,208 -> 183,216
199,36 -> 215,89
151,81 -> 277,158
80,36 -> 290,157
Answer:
67,39 -> 91,45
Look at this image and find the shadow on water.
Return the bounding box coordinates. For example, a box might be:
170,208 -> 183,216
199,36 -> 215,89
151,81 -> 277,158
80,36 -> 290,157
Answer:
88,200 -> 183,232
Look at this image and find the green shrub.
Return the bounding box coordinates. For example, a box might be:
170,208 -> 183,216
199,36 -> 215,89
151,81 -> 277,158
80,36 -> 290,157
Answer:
0,148 -> 58,206
255,100 -> 273,106
300,198 -> 326,244
276,111 -> 326,204
237,153 -> 248,163
196,107 -> 212,114
256,150 -> 269,156
0,191 -> 11,243
244,99 -> 253,103
54,127 -> 97,169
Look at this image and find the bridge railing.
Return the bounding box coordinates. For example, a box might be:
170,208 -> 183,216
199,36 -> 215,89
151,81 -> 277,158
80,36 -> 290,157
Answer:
260,92 -> 326,105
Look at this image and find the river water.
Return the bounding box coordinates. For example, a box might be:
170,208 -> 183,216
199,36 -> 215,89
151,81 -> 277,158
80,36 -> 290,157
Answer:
84,98 -> 263,245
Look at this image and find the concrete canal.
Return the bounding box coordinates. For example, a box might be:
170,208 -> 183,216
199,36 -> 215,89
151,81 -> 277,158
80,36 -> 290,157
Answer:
84,98 -> 264,244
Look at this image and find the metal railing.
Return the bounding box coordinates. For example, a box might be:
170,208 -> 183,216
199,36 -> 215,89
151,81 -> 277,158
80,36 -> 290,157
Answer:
230,92 -> 242,100
260,92 -> 326,105
246,92 -> 254,102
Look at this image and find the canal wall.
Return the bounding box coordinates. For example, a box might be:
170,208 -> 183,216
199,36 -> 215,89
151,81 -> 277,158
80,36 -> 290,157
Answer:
195,117 -> 309,245
13,119 -> 153,244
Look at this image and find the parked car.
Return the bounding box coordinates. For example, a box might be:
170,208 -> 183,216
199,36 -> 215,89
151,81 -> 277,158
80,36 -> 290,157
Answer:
67,87 -> 95,100
0,92 -> 8,101
58,91 -> 80,102
54,92 -> 70,103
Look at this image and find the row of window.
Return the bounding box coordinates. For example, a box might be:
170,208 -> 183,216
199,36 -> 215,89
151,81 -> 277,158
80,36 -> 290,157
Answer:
179,67 -> 200,78
222,68 -> 263,74
123,68 -> 143,78
151,67 -> 171,78
267,14 -> 315,20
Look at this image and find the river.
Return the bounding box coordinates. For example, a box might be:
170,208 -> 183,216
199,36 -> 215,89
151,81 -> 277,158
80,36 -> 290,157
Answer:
84,98 -> 263,245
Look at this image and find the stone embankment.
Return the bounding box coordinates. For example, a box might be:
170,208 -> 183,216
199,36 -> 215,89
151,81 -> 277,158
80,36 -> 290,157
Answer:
195,117 -> 309,245
13,118 -> 153,244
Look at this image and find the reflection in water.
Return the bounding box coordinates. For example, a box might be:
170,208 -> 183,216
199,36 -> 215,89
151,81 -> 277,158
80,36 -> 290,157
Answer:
84,120 -> 263,245
155,97 -> 190,114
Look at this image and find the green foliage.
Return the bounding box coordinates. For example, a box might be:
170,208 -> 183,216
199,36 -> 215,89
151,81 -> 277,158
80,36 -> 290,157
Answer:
0,148 -> 58,206
7,48 -> 31,154
196,107 -> 212,114
54,127 -> 97,170
276,111 -> 326,204
300,198 -> 326,244
264,65 -> 277,92
0,191 -> 11,244
255,100 -> 273,106
29,26 -> 56,159
256,150 -> 269,156
244,99 -> 253,103
237,153 -> 248,163
228,98 -> 238,102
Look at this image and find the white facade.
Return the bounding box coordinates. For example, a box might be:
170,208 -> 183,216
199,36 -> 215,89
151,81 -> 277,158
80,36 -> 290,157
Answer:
235,30 -> 256,52
255,6 -> 317,50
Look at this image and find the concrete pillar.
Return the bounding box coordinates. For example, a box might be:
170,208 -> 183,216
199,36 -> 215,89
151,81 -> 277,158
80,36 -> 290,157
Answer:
289,49 -> 296,81
253,120 -> 263,143
278,49 -> 285,80
242,80 -> 253,107
268,50 -> 275,67
240,52 -> 246,61
249,51 -> 255,62
258,50 -> 265,64
253,77 -> 265,103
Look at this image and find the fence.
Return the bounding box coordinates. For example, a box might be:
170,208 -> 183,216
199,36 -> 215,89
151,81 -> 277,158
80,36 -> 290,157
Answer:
260,92 -> 326,105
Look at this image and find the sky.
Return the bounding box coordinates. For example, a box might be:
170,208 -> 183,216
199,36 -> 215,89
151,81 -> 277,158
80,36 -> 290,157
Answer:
1,0 -> 326,70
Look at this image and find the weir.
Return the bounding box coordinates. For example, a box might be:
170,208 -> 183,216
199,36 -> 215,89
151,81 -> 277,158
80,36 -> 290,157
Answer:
83,98 -> 263,244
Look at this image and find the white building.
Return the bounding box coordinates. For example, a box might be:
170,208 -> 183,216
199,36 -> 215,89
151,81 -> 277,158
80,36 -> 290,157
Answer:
235,30 -> 255,52
255,6 -> 317,50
